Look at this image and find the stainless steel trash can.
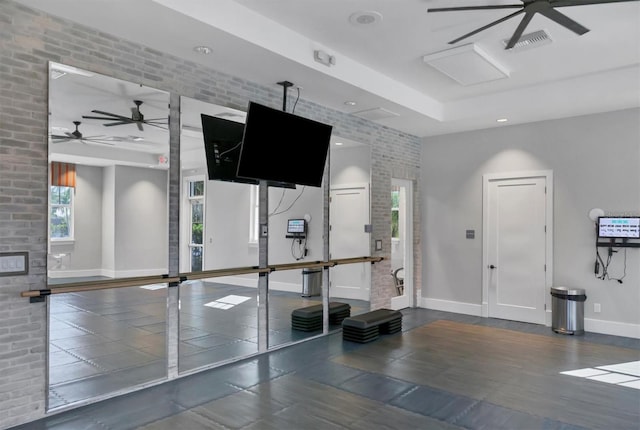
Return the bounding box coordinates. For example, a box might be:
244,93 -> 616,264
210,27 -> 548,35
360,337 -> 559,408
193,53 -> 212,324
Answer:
302,268 -> 322,297
551,286 -> 586,335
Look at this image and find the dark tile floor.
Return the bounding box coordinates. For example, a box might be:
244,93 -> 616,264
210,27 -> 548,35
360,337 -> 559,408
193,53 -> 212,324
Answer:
48,281 -> 367,409
19,307 -> 640,430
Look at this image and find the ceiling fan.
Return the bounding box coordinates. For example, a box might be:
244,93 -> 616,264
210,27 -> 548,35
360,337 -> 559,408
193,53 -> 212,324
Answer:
82,99 -> 168,131
50,121 -> 114,145
428,0 -> 639,50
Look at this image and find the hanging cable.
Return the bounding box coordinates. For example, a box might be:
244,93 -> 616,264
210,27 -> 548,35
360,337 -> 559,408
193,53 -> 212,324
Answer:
269,186 -> 306,217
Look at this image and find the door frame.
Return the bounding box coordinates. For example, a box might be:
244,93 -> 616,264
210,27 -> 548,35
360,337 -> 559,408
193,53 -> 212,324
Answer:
390,178 -> 414,310
482,170 -> 553,324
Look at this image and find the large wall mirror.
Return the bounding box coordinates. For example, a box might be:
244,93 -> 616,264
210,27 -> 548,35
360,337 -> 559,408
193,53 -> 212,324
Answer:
47,62 -> 170,284
46,63 -> 170,410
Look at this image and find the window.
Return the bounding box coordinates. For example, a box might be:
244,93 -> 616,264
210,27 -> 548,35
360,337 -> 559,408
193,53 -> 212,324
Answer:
50,186 -> 74,240
249,184 -> 259,244
391,186 -> 400,239
188,180 -> 205,272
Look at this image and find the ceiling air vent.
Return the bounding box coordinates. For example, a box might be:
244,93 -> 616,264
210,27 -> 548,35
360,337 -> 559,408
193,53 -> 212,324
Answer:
503,30 -> 552,51
352,107 -> 400,121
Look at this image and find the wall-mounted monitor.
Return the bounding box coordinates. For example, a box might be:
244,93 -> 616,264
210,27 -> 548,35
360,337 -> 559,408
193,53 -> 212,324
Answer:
597,216 -> 640,239
236,101 -> 333,187
201,113 -> 294,189
286,218 -> 306,238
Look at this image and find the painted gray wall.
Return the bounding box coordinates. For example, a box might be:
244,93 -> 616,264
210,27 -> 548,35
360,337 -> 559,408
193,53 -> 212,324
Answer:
421,108 -> 640,333
113,165 -> 168,275
330,145 -> 371,185
0,2 -> 419,427
101,166 -> 116,272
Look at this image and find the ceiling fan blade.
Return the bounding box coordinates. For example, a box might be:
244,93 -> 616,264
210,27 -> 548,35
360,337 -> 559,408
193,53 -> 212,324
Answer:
428,4 -> 523,12
103,121 -> 132,127
90,110 -> 132,121
552,0 -> 639,6
136,122 -> 144,132
538,7 -> 589,34
82,115 -> 124,121
505,11 -> 536,48
448,9 -> 525,44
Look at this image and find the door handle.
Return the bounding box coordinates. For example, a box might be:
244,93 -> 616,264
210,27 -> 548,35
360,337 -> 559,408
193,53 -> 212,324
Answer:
489,264 -> 497,269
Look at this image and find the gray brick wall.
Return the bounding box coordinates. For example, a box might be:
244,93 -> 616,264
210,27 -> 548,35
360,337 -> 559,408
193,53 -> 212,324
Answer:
0,1 -> 422,427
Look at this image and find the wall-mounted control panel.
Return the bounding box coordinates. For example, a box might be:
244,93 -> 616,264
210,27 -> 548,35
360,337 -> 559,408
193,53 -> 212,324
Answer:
0,252 -> 28,276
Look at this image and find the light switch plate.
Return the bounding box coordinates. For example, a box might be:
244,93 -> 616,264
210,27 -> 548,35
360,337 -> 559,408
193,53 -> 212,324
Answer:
0,252 -> 28,276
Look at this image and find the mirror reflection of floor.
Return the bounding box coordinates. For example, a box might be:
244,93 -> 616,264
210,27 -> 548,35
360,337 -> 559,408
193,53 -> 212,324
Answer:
48,281 -> 368,410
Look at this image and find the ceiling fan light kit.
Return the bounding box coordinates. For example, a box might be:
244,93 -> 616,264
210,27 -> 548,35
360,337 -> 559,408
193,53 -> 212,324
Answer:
428,0 -> 639,50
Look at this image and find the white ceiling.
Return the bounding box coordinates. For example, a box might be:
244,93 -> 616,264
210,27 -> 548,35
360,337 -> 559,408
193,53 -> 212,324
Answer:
17,0 -> 640,137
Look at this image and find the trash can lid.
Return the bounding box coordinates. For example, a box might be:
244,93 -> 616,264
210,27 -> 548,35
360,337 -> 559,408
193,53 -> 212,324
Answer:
551,286 -> 585,296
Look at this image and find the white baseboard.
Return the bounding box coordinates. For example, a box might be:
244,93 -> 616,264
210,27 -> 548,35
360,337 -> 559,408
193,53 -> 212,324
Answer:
420,297 -> 640,339
47,269 -> 104,278
208,275 -> 300,294
585,318 -> 640,339
420,297 -> 482,316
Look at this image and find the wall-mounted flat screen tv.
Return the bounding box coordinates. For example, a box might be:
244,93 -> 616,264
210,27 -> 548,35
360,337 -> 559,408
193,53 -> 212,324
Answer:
236,101 -> 333,187
201,113 -> 294,189
597,216 -> 640,239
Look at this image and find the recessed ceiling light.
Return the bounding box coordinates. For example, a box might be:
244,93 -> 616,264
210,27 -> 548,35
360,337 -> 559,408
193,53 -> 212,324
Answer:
335,141 -> 344,146
349,11 -> 383,26
344,101 -> 357,106
497,118 -> 508,123
193,45 -> 212,55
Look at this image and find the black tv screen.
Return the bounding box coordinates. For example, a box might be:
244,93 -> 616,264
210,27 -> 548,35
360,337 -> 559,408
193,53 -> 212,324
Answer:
201,113 -> 295,189
236,101 -> 333,187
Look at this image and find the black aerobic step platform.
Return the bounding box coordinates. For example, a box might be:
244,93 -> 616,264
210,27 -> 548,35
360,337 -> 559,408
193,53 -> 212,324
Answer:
291,302 -> 351,332
342,308 -> 402,343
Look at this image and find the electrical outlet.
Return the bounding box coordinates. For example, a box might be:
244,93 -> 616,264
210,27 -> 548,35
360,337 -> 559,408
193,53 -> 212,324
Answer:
594,303 -> 601,313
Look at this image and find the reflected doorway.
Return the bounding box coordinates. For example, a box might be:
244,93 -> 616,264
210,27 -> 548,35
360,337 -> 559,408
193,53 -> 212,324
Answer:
390,178 -> 413,310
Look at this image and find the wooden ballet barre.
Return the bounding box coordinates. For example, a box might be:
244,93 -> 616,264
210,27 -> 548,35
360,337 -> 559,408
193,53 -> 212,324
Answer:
21,256 -> 384,299
21,274 -> 181,298
181,266 -> 271,281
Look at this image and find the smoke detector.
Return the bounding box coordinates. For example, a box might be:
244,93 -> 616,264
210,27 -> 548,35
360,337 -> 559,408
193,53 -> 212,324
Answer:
349,11 -> 383,25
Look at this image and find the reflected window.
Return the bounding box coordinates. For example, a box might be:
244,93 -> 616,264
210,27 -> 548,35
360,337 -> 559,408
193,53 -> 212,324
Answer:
50,185 -> 74,240
188,179 -> 204,271
391,186 -> 400,239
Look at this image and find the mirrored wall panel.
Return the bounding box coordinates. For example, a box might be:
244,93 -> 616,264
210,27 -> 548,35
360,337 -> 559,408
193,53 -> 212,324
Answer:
47,62 -> 170,285
179,97 -> 259,372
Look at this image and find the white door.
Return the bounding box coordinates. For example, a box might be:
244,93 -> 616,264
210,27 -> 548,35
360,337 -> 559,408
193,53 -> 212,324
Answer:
483,172 -> 552,324
390,178 -> 413,310
329,183 -> 370,300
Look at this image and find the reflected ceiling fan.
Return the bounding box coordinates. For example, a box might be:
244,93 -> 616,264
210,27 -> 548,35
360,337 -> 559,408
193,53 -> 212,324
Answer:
428,0 -> 639,49
50,121 -> 114,145
82,99 -> 168,131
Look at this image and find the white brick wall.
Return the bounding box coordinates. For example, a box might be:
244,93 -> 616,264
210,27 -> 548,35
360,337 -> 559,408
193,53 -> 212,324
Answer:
0,2 -> 422,427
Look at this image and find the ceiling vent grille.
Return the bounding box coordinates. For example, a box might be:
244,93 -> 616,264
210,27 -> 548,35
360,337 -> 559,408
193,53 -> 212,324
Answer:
504,29 -> 552,51
352,107 -> 400,121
